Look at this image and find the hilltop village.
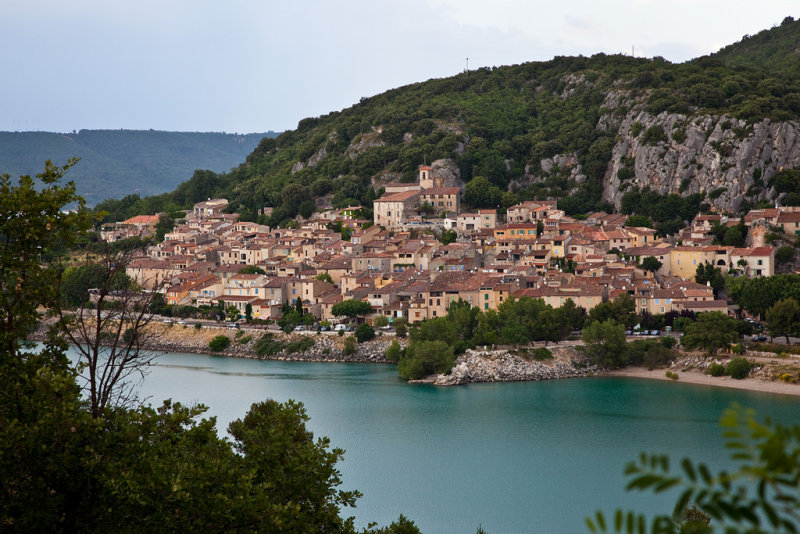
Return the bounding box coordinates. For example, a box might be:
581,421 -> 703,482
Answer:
99,166 -> 797,326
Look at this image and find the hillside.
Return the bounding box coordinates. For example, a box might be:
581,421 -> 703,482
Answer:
97,17 -> 800,228
0,129 -> 276,206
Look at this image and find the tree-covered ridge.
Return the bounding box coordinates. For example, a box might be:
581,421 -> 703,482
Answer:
711,15 -> 800,75
93,17 -> 800,225
0,129 -> 276,206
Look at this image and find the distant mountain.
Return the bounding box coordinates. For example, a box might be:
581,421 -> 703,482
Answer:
0,129 -> 277,206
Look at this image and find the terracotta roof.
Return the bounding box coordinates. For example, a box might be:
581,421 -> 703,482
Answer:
122,215 -> 160,225
374,190 -> 420,202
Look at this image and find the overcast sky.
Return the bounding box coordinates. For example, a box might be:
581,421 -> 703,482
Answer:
1,1 -> 796,133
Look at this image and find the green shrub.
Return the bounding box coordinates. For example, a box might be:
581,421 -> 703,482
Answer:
386,340 -> 402,362
194,322 -> 202,329
708,362 -> 726,376
671,128 -> 687,144
356,323 -> 375,343
394,318 -> 408,338
726,357 -> 753,380
659,336 -> 676,349
253,333 -> 284,357
284,337 -> 314,354
642,125 -> 667,145
343,336 -> 357,356
665,370 -> 679,380
533,347 -> 553,361
209,335 -> 231,352
776,246 -> 796,264
730,344 -> 744,355
237,335 -> 253,345
630,122 -> 643,137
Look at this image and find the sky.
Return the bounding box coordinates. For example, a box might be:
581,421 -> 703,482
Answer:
1,1 -> 797,134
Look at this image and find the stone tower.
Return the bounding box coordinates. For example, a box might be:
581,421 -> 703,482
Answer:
419,165 -> 434,189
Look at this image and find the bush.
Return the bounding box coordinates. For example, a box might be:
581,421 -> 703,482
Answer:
194,322 -> 202,329
665,370 -> 679,380
708,362 -> 726,376
642,125 -> 667,145
343,336 -> 357,356
284,337 -> 314,354
253,333 -> 284,357
385,340 -> 402,362
726,357 -> 753,379
355,323 -> 375,343
776,246 -> 796,264
237,335 -> 253,345
209,335 -> 231,352
394,318 -> 408,338
532,347 -> 553,361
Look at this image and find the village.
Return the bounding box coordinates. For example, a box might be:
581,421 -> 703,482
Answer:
98,165 -> 800,327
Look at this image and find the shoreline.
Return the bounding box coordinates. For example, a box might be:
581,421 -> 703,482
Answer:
30,320 -> 800,396
604,366 -> 800,397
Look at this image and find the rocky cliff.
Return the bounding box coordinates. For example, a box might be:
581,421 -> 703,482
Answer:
598,94 -> 800,214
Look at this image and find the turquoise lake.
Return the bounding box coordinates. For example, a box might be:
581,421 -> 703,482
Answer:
127,350 -> 800,533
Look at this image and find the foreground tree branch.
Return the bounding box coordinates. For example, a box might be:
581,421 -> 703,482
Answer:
57,244 -> 173,418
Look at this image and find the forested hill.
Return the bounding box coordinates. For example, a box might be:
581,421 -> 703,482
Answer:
100,17 -> 800,228
0,129 -> 276,206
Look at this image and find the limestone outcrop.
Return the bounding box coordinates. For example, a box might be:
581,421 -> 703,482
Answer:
416,346 -> 594,386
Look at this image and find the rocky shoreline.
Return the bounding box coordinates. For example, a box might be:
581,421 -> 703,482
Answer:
29,320 -> 394,364
410,346 -> 595,386
29,321 -> 800,392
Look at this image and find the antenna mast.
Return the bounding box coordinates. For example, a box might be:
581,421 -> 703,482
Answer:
466,57 -> 469,77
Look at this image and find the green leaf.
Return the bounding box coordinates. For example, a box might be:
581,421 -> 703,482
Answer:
681,458 -> 697,481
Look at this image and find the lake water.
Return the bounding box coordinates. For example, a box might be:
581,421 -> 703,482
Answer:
122,349 -> 800,533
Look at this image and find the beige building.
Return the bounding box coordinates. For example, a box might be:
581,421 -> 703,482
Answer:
730,247 -> 775,277
420,187 -> 461,216
373,190 -> 420,228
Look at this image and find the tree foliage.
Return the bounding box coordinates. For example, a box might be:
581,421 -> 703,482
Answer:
331,299 -> 373,319
581,319 -> 628,369
0,159 -> 90,357
765,297 -> 800,344
680,312 -> 739,354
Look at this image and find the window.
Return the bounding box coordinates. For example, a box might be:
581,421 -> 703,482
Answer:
484,303 -> 489,310
484,294 -> 489,300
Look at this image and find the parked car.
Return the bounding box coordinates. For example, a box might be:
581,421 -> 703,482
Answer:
293,325 -> 305,332
226,323 -> 239,329
162,318 -> 173,324
334,324 -> 347,332
752,335 -> 768,342
649,330 -> 661,336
